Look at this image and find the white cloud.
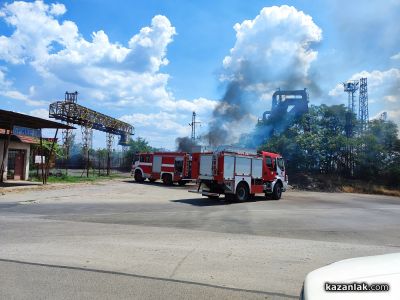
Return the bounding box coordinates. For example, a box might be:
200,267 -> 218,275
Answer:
328,68 -> 400,125
126,15 -> 176,73
120,111 -> 192,148
329,68 -> 400,100
0,67 -> 47,106
0,1 -> 178,110
390,52 -> 400,60
222,5 -> 322,88
0,89 -> 47,106
29,108 -> 50,119
0,0 -> 220,149
205,5 -> 322,145
0,68 -> 10,87
49,3 -> 66,16
160,97 -> 218,113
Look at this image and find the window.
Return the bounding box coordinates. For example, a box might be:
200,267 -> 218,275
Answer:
175,157 -> 184,173
223,156 -> 234,179
235,157 -> 251,175
265,157 -> 273,169
140,155 -> 150,163
277,158 -> 285,171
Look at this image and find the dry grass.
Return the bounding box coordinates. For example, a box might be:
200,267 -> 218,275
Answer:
342,185 -> 400,197
290,172 -> 400,197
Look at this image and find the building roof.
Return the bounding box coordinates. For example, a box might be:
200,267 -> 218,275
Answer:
0,132 -> 38,144
0,109 -> 75,130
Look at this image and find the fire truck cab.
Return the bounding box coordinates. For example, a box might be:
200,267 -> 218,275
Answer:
191,148 -> 288,201
132,152 -> 192,185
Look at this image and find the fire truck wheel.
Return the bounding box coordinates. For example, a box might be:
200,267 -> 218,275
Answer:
162,174 -> 173,185
134,170 -> 145,183
235,182 -> 249,202
272,182 -> 282,200
178,180 -> 186,186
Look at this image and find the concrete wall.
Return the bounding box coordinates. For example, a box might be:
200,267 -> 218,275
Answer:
0,140 -> 31,181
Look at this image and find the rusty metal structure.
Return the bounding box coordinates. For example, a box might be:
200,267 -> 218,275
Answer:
49,92 -> 134,176
249,88 -> 309,148
261,88 -> 309,123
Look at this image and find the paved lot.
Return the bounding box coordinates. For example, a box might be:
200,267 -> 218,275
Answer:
0,179 -> 399,299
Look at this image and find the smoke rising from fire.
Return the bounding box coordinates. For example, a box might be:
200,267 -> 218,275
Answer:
204,5 -> 322,147
176,136 -> 198,152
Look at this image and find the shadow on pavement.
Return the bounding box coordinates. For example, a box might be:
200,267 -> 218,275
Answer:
171,196 -> 269,206
0,181 -> 42,188
122,179 -> 195,189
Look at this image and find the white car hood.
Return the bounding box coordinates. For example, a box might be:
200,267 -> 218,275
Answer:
304,252 -> 400,300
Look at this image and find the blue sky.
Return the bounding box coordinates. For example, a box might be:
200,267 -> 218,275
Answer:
0,0 -> 399,149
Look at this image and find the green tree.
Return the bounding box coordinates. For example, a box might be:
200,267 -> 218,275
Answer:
122,137 -> 157,170
258,103 -> 400,188
128,137 -> 155,153
355,120 -> 400,185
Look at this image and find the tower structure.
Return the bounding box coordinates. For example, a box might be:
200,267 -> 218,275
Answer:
189,111 -> 201,141
106,132 -> 114,176
343,80 -> 359,177
358,77 -> 369,131
61,91 -> 77,174
343,80 -> 359,115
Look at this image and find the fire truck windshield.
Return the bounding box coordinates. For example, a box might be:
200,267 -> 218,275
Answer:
277,158 -> 285,171
265,157 -> 273,168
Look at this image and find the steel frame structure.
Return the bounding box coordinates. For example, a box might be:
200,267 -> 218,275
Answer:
358,77 -> 369,131
49,92 -> 134,176
343,81 -> 359,177
189,111 -> 201,141
49,94 -> 133,137
343,80 -> 359,115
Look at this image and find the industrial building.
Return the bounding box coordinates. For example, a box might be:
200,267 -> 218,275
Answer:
0,109 -> 73,183
0,129 -> 35,180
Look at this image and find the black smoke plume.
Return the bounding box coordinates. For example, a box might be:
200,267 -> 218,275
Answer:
176,136 -> 198,152
202,80 -> 250,146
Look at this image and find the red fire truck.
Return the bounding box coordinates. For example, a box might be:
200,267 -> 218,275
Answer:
132,152 -> 192,185
190,147 -> 288,201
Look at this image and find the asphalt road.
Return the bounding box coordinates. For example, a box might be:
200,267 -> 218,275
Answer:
0,179 -> 399,299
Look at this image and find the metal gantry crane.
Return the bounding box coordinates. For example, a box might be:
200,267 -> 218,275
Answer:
49,92 -> 134,177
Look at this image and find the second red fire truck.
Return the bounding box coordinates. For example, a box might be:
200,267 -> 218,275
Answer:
190,147 -> 288,201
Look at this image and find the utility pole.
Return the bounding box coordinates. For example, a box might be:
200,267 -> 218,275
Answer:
189,111 -> 201,141
106,132 -> 114,176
